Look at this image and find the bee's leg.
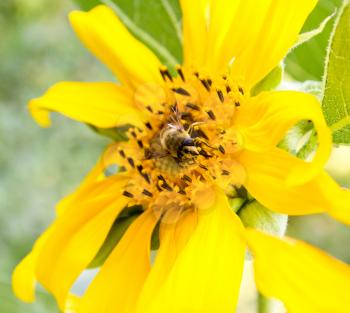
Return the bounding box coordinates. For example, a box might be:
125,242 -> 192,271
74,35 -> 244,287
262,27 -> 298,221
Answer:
194,137 -> 217,150
188,122 -> 206,135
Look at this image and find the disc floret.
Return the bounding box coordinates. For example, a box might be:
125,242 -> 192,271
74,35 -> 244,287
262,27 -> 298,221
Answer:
114,66 -> 247,217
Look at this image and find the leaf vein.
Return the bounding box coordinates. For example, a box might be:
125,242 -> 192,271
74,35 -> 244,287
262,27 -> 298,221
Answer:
330,116 -> 350,133
159,0 -> 182,43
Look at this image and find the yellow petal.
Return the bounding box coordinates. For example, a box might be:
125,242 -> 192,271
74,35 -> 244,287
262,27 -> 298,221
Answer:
29,82 -> 145,128
212,0 -> 317,87
56,158 -> 106,216
246,229 -> 350,313
236,91 -> 332,186
143,190 -> 245,313
76,209 -> 158,313
327,188 -> 350,226
65,294 -> 80,313
12,228 -> 52,302
35,174 -> 130,309
206,0 -> 239,70
56,147 -> 121,216
180,0 -> 209,68
238,147 -> 350,219
69,5 -> 162,90
135,210 -> 197,311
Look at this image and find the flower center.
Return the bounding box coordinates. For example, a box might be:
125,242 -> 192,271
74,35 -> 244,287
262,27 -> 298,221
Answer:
115,66 -> 247,215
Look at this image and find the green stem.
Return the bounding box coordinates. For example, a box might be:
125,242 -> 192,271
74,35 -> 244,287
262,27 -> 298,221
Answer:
258,293 -> 277,313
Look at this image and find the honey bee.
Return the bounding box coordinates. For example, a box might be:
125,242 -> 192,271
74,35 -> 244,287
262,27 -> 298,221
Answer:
159,122 -> 199,160
149,105 -> 200,165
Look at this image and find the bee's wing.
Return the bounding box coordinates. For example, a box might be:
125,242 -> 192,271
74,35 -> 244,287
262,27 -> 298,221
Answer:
150,151 -> 170,159
146,138 -> 170,160
169,104 -> 184,130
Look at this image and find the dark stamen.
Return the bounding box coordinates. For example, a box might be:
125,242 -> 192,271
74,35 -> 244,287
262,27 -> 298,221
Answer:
176,67 -> 185,81
226,85 -> 231,93
186,103 -> 200,111
222,170 -> 230,176
199,164 -> 208,171
145,122 -> 153,130
122,190 -> 134,198
200,79 -> 211,91
160,68 -> 173,82
130,130 -> 137,138
142,189 -> 153,197
137,165 -> 144,174
142,173 -> 151,184
137,140 -> 144,149
207,110 -> 216,120
217,90 -> 224,103
182,175 -> 192,183
199,150 -> 213,158
157,175 -> 165,181
218,145 -> 225,154
136,165 -> 150,184
178,189 -> 186,195
127,157 -> 135,168
181,112 -> 193,121
161,182 -> 173,192
235,101 -> 241,107
119,150 -> 126,158
146,105 -> 153,113
238,87 -> 244,95
197,129 -> 209,140
172,87 -> 191,96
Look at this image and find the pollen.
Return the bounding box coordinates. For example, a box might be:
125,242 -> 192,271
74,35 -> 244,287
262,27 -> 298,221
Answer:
112,65 -> 247,215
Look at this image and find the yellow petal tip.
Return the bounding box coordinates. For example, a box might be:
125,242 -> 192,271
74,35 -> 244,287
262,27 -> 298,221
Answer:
28,100 -> 52,128
12,256 -> 36,303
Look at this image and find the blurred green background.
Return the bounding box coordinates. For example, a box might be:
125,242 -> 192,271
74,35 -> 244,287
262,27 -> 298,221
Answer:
0,0 -> 349,312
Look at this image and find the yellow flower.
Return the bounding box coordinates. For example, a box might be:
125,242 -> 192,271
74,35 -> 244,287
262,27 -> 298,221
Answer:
13,1 -> 350,313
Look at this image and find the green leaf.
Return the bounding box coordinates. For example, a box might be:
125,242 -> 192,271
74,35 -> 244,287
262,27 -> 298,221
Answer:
297,130 -> 318,159
322,0 -> 350,145
278,120 -> 314,155
73,0 -> 100,10
73,0 -> 182,69
88,206 -> 143,268
277,81 -> 322,159
285,0 -> 342,81
88,124 -> 130,141
251,64 -> 283,96
150,220 -> 160,250
293,11 -> 335,50
238,201 -> 288,237
258,293 -> 279,313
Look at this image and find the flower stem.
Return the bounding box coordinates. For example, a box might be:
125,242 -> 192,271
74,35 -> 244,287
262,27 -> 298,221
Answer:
258,293 -> 277,313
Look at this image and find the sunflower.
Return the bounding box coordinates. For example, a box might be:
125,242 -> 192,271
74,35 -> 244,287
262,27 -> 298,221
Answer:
13,1 -> 350,313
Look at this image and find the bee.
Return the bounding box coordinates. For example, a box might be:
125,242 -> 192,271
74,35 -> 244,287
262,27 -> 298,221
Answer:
149,105 -> 200,165
159,123 -> 199,161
